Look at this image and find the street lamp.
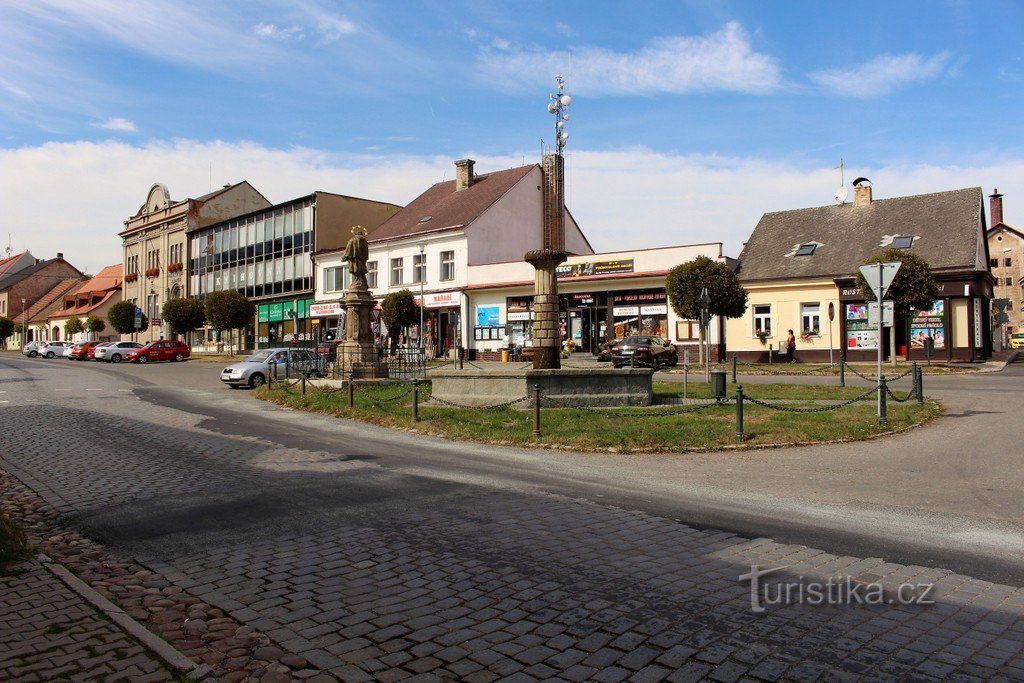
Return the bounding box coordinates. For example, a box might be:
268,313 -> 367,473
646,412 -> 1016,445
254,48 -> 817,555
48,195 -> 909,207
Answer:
21,298 -> 27,346
418,243 -> 425,353
1002,247 -> 1012,347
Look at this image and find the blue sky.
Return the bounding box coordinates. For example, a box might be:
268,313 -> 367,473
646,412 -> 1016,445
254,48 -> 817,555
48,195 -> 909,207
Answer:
2,1 -> 1024,274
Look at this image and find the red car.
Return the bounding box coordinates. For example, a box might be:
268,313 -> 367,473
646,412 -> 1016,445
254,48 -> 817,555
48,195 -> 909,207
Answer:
69,341 -> 101,360
126,340 -> 191,364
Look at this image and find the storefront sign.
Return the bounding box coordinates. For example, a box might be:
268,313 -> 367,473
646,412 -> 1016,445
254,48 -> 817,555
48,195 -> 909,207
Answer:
613,306 -> 639,317
476,305 -> 501,327
613,289 -> 666,304
507,311 -> 533,322
973,298 -> 983,348
310,302 -> 342,317
556,259 -> 634,279
421,291 -> 460,309
640,304 -> 667,315
910,300 -> 946,349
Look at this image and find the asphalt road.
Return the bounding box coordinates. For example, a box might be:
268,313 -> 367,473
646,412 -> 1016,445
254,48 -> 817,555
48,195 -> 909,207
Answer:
3,352 -> 1020,585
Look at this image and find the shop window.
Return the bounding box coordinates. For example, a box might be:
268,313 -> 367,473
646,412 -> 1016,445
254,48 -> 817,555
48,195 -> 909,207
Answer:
440,251 -> 455,281
391,257 -> 404,286
753,305 -> 772,336
413,253 -> 426,284
675,320 -> 700,341
366,261 -> 378,289
801,303 -> 821,336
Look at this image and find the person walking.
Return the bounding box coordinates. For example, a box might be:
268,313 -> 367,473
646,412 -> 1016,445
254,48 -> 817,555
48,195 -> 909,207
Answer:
786,329 -> 796,363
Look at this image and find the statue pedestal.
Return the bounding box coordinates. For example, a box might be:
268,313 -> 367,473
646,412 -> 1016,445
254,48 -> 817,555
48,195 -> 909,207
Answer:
525,249 -> 567,370
339,287 -> 388,379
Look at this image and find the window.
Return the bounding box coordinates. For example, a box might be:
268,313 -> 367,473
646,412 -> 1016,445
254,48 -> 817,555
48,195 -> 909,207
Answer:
801,303 -> 821,336
366,261 -> 378,289
892,235 -> 914,249
440,250 -> 455,281
675,320 -> 699,341
753,305 -> 772,336
391,257 -> 404,286
991,258 -> 999,268
324,266 -> 349,292
1006,257 -> 1013,267
413,253 -> 426,284
795,243 -> 816,256
1007,277 -> 1014,287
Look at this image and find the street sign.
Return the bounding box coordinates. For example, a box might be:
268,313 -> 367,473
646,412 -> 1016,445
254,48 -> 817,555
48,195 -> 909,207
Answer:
133,307 -> 143,330
993,298 -> 1009,311
827,302 -> 835,321
683,349 -> 690,365
858,262 -> 902,300
868,303 -> 892,327
698,287 -> 711,309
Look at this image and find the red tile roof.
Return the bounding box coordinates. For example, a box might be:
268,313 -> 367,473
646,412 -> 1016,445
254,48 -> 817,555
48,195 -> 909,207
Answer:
367,165 -> 537,243
56,264 -> 122,317
25,278 -> 84,324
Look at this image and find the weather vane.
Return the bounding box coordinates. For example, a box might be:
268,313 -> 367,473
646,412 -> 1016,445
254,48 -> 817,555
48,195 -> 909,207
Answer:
547,75 -> 572,155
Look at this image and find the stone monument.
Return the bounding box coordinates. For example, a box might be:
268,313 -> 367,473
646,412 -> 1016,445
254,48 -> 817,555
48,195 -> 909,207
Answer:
339,226 -> 388,379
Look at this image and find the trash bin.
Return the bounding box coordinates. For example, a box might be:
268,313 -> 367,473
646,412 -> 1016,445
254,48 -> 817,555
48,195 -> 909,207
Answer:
501,349 -> 510,363
710,369 -> 727,401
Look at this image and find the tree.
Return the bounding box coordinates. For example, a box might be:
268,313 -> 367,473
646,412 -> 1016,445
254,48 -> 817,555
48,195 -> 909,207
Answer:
855,248 -> 939,364
64,317 -> 84,338
108,300 -> 148,335
380,290 -> 420,352
665,256 -> 749,363
0,317 -> 13,348
85,314 -> 106,334
204,291 -> 255,355
162,297 -> 206,336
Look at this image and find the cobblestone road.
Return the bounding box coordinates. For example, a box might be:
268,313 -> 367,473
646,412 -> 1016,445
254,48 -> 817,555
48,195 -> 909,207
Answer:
1,356 -> 1023,681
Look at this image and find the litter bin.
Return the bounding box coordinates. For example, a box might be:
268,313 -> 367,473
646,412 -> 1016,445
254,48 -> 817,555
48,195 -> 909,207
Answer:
501,349 -> 510,363
710,369 -> 727,401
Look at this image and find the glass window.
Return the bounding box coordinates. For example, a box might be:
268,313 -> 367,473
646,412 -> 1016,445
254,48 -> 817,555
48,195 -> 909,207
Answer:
366,261 -> 378,289
284,256 -> 294,282
440,251 -> 455,281
801,303 -> 821,336
991,258 -> 999,268
324,267 -> 346,293
274,258 -> 284,282
795,243 -> 816,256
391,257 -> 404,286
753,305 -> 772,336
1007,277 -> 1014,286
294,210 -> 304,233
1006,257 -> 1013,267
282,209 -> 293,237
413,253 -> 426,284
892,235 -> 914,249
274,213 -> 284,240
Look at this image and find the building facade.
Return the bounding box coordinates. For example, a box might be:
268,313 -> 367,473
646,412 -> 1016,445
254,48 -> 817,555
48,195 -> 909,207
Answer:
985,189 -> 1024,345
0,253 -> 84,346
121,181 -> 271,342
41,265 -> 123,343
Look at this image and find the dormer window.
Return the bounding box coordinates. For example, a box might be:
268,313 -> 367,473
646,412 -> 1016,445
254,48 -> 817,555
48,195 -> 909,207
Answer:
892,235 -> 914,249
795,243 -> 817,256
418,216 -> 433,224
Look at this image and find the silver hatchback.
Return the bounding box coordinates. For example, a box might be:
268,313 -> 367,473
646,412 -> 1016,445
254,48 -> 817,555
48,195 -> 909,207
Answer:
220,348 -> 323,389
94,341 -> 144,363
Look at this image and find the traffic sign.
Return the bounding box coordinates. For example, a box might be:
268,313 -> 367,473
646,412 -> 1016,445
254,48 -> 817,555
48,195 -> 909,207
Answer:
858,262 -> 902,300
867,301 -> 894,327
133,307 -> 143,330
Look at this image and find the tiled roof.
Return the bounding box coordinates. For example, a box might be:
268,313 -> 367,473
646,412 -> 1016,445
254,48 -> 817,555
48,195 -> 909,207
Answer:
367,165 -> 537,243
0,257 -> 76,291
0,251 -> 32,278
55,264 -> 122,316
737,187 -> 984,282
25,279 -> 84,323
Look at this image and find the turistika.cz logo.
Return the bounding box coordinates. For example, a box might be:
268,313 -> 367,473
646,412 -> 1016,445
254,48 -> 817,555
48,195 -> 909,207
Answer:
738,565 -> 936,613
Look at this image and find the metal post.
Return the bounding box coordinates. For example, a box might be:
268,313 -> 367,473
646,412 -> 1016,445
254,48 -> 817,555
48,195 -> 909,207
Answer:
877,262 -> 884,420
267,361 -> 274,388
301,374 -> 306,396
839,357 -> 845,387
347,372 -> 355,409
683,362 -> 688,404
732,354 -> 737,383
916,364 -> 924,405
412,379 -> 419,421
879,375 -> 888,425
735,385 -> 744,443
532,383 -> 541,438
458,346 -> 464,370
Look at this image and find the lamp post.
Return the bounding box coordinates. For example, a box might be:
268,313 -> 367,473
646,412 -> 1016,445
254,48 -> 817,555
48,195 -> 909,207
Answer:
22,298 -> 27,346
418,243 -> 425,353
1002,247 -> 1012,347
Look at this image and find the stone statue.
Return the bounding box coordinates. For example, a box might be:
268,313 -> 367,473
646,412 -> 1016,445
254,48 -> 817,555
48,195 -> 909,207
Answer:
342,225 -> 369,292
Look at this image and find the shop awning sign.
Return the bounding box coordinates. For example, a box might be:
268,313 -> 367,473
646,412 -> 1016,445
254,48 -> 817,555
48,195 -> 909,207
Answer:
557,259 -> 634,279
310,302 -> 343,317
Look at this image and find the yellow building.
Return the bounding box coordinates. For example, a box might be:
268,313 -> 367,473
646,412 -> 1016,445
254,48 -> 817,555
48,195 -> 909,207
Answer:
728,182 -> 994,363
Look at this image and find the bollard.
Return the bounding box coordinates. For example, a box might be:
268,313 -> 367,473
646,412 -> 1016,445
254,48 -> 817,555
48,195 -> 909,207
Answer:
532,383 -> 541,438
458,346 -> 465,370
268,361 -> 274,388
347,372 -> 355,409
879,375 -> 888,425
839,357 -> 845,387
412,379 -> 419,421
916,364 -> 924,405
301,374 -> 306,396
284,359 -> 289,380
732,354 -> 737,383
735,385 -> 744,443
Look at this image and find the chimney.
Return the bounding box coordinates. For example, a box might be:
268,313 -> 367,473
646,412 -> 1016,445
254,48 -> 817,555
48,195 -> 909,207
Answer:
454,159 -> 475,191
57,252 -> 63,260
990,189 -> 1004,227
854,182 -> 872,207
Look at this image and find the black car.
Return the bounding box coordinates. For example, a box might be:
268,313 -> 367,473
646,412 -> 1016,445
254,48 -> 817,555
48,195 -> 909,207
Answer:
611,336 -> 678,368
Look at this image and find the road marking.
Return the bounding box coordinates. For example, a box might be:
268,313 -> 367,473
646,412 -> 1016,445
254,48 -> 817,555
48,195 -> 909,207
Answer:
86,388 -> 102,391
0,400 -> 8,404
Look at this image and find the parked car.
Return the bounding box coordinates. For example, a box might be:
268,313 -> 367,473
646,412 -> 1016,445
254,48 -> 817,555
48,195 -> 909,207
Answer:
316,341 -> 341,363
88,341 -> 114,360
610,336 -> 679,368
1010,332 -> 1024,350
126,340 -> 191,364
221,348 -> 323,388
94,341 -> 144,363
62,344 -> 76,358
23,341 -> 46,357
69,341 -> 102,360
36,341 -> 69,358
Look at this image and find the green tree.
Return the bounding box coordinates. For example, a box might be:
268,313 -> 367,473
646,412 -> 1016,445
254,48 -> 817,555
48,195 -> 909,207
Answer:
0,316 -> 13,346
380,289 -> 420,351
855,248 -> 939,365
204,291 -> 255,355
108,300 -> 148,335
665,256 -> 748,363
162,297 -> 206,336
85,314 -> 106,334
64,317 -> 84,338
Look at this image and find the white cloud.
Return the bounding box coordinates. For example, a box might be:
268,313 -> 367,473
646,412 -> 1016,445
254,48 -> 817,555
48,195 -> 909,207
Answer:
315,14 -> 357,43
253,22 -> 305,41
92,117 -> 137,132
809,52 -> 955,98
477,22 -> 783,96
2,138 -> 1021,275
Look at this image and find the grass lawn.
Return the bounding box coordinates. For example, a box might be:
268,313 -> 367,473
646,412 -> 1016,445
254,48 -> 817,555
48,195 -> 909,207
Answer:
0,514 -> 30,573
257,381 -> 941,453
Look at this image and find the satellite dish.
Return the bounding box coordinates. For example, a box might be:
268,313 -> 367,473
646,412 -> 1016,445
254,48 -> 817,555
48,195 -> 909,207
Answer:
835,186 -> 849,204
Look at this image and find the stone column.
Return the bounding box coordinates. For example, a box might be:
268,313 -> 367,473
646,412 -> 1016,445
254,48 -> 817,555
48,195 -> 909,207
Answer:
526,249 -> 566,369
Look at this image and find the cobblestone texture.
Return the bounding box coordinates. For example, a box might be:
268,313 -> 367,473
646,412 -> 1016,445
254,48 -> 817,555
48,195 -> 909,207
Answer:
1,361 -> 1024,681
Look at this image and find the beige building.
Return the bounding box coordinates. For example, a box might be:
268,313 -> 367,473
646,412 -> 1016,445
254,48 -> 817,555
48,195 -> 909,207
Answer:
985,189 -> 1024,343
121,182 -> 270,342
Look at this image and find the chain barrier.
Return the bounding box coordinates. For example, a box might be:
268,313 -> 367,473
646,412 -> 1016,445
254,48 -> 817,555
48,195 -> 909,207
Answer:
538,395 -> 732,418
885,385 -> 918,403
742,386 -> 878,413
733,361 -> 837,377
428,394 -> 532,410
354,383 -> 417,405
845,364 -> 914,382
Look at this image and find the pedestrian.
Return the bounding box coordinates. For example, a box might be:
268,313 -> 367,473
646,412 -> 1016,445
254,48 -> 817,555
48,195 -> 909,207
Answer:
786,329 -> 796,363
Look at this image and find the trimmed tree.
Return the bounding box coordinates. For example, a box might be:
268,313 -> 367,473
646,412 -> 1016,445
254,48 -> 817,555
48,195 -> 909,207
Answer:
380,290 -> 420,352
204,291 -> 255,355
0,316 -> 13,348
64,317 -> 84,338
665,256 -> 749,363
855,248 -> 939,364
162,297 -> 206,338
85,314 -> 106,335
108,300 -> 148,335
